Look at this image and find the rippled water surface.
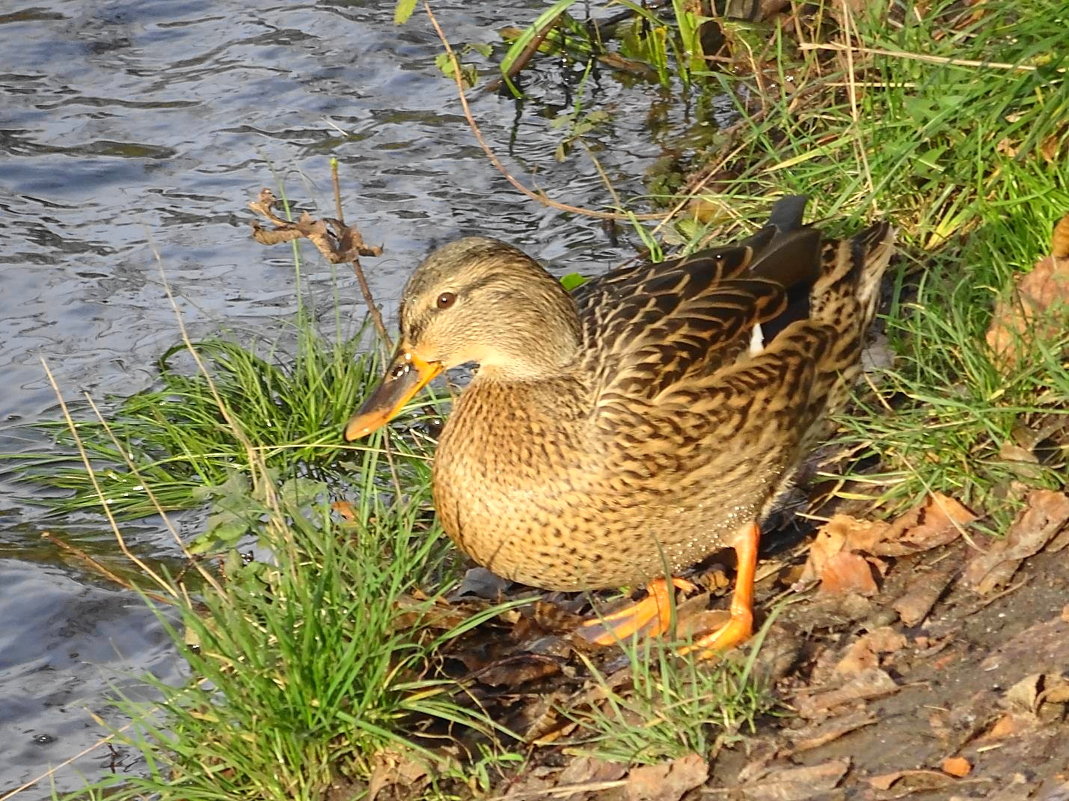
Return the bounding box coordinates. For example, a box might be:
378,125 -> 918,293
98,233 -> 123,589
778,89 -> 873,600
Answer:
0,1 -> 683,794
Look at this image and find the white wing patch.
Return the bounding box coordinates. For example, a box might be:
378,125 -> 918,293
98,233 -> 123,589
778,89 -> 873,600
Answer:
748,322 -> 765,355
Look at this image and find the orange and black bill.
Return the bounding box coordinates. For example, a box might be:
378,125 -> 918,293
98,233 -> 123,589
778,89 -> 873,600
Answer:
343,346 -> 442,441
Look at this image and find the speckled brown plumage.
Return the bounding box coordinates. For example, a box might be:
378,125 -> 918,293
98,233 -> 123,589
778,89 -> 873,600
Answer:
347,197 -> 895,598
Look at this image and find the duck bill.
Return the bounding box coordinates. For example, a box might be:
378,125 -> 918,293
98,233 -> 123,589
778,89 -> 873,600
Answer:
344,347 -> 443,441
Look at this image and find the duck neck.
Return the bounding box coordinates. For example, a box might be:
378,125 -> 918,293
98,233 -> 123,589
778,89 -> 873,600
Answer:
474,290 -> 582,382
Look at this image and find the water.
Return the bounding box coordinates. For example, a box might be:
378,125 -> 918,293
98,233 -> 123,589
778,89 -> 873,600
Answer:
0,1 -> 691,795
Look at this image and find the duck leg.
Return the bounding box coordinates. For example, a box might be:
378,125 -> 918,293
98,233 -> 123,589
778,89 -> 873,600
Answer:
681,520 -> 759,658
578,577 -> 698,645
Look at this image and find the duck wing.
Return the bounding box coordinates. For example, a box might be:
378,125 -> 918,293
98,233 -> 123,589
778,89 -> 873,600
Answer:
574,196 -> 822,402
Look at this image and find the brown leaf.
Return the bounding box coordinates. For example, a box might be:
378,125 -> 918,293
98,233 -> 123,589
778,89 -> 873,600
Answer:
940,756 -> 972,777
558,755 -> 628,786
980,712 -> 1029,740
986,215 -> 1069,369
798,515 -> 889,585
737,760 -> 850,800
834,627 -> 907,675
873,493 -> 974,556
818,551 -> 879,596
867,769 -> 955,792
800,497 -> 972,589
1005,673 -> 1045,713
474,654 -> 564,687
626,753 -> 708,801
892,559 -> 957,626
793,668 -> 900,718
963,490 -> 1069,593
784,710 -> 878,753
366,747 -> 430,801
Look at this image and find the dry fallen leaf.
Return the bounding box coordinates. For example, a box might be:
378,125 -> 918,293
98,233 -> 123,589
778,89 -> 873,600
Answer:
784,710 -> 878,753
366,746 -> 430,801
792,668 -> 900,718
963,490 -> 1069,593
817,551 -> 879,596
626,753 -> 708,801
799,495 -> 972,597
557,755 -> 628,787
797,514 -> 888,588
867,768 -> 956,792
986,211 -> 1069,369
940,755 -> 972,777
834,626 -> 908,675
737,759 -> 850,800
874,493 -> 975,557
892,559 -> 957,626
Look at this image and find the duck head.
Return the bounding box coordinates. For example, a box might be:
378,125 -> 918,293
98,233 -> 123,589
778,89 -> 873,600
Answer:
344,237 -> 581,440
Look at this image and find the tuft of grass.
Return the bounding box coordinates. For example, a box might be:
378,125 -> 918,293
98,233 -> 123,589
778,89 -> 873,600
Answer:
84,463 -> 518,801
561,633 -> 775,765
3,315 -> 446,524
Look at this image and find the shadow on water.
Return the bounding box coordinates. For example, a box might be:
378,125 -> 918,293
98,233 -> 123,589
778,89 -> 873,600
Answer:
0,1 -> 721,795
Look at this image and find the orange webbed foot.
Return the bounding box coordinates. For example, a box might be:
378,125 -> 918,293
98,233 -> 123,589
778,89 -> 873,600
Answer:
680,521 -> 759,660
578,577 -> 698,646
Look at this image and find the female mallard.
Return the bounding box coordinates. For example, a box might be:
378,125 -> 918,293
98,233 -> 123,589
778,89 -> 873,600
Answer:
345,197 -> 894,654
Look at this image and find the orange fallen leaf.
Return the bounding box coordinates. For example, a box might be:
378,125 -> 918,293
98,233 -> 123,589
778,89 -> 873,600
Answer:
798,514 -> 889,586
818,551 -> 879,596
800,495 -> 972,592
982,713 -> 1026,740
940,756 -> 972,777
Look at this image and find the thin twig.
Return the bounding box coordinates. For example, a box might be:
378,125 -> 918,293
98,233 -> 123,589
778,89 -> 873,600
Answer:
330,160 -> 391,346
41,532 -> 172,604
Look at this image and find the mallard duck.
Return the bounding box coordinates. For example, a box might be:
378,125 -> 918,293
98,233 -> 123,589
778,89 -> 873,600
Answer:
345,197 -> 894,654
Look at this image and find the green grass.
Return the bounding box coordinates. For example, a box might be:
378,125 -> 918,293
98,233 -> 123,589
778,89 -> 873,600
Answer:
90,479 -> 521,801
561,627 -> 776,764
4,319 -> 403,516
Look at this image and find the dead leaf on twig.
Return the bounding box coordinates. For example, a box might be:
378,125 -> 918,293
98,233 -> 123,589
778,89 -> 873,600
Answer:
249,188 -> 382,263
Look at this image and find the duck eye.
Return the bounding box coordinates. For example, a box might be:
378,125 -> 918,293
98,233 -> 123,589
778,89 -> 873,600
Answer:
436,292 -> 456,309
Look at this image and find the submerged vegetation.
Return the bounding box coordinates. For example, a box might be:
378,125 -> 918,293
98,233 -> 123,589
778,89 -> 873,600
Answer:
4,0 -> 1067,799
